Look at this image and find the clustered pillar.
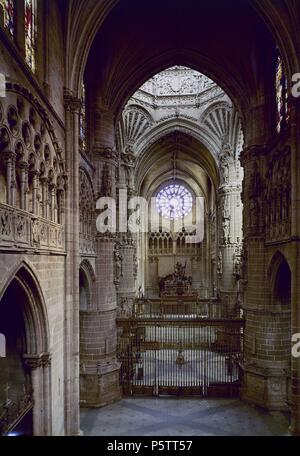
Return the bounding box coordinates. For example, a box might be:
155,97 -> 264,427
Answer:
79,105 -> 121,407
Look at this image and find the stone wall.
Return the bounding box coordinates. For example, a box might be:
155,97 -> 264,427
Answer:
0,253 -> 65,435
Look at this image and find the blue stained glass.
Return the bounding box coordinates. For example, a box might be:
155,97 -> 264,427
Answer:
156,183 -> 193,220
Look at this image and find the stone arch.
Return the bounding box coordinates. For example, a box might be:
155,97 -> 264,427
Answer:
79,259 -> 96,310
135,130 -> 220,198
135,118 -> 222,161
69,1 -> 300,126
268,251 -> 292,307
0,260 -> 51,435
0,261 -> 50,354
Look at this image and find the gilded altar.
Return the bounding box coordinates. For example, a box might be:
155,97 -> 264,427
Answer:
159,262 -> 192,297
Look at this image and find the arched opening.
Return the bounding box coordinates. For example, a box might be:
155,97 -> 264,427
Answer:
72,0 -> 298,435
79,268 -> 89,311
242,252 -> 294,411
79,260 -> 101,407
273,260 -> 291,307
117,66 -> 243,306
0,265 -> 51,436
112,65 -> 244,400
0,278 -> 33,436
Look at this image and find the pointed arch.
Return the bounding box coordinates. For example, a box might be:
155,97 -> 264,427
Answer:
0,260 -> 50,355
0,260 -> 52,435
79,259 -> 96,310
268,251 -> 291,307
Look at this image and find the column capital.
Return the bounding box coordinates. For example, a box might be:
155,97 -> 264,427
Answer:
16,160 -> 29,171
29,169 -> 40,178
23,354 -> 43,370
64,89 -> 81,113
2,150 -> 16,163
23,352 -> 52,369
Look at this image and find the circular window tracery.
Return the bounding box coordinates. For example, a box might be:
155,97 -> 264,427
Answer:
156,183 -> 193,220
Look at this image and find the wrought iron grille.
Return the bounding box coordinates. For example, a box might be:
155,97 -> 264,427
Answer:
117,299 -> 244,398
0,394 -> 33,436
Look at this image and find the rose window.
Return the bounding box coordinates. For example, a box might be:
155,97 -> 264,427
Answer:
156,184 -> 193,220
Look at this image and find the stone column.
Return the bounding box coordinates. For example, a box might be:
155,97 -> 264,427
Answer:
289,98 -> 300,435
57,187 -> 65,225
3,151 -> 14,205
30,170 -> 39,215
80,105 -> 120,407
217,140 -> 243,317
63,91 -> 80,435
240,140 -> 291,411
17,162 -> 28,211
49,183 -> 56,222
23,354 -> 52,436
116,153 -> 137,308
41,353 -> 52,436
40,176 -> 48,219
10,152 -> 16,207
117,238 -> 136,304
240,145 -> 269,407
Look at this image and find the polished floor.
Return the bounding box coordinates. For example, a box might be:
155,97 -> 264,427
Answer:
80,398 -> 290,436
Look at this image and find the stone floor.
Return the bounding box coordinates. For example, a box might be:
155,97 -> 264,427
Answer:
80,397 -> 290,436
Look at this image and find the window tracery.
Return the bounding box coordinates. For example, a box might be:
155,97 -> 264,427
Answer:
156,183 -> 193,220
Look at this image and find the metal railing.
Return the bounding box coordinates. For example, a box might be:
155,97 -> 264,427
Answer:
0,394 -> 33,436
117,296 -> 244,398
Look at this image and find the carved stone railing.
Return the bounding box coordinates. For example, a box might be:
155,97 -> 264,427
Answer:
116,297 -> 241,321
0,394 -> 33,436
0,203 -> 65,252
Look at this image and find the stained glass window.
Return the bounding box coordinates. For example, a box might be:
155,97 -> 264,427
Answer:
156,184 -> 193,220
79,81 -> 87,151
25,0 -> 36,71
0,0 -> 14,36
276,51 -> 288,133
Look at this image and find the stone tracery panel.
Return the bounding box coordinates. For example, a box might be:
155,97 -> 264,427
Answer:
264,147 -> 291,241
0,84 -> 66,252
79,168 -> 95,255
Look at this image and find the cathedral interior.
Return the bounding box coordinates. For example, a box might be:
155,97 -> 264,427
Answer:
0,0 -> 300,437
